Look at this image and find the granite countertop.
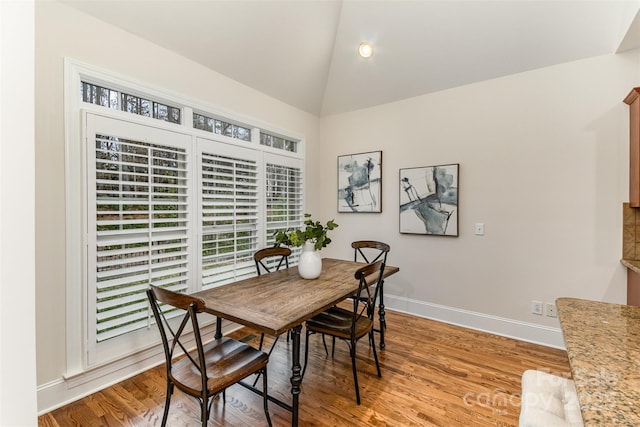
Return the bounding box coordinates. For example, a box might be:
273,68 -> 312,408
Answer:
557,297 -> 640,426
621,259 -> 640,275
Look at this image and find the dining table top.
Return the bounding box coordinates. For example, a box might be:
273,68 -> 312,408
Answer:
192,257 -> 399,336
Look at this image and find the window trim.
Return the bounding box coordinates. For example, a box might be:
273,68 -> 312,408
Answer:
85,113 -> 197,366
64,58 -> 305,379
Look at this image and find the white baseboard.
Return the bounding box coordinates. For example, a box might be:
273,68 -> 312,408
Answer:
37,355 -> 164,416
383,294 -> 565,349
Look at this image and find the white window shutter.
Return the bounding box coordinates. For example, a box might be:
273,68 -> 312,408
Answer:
264,153 -> 304,262
86,114 -> 193,367
199,140 -> 259,289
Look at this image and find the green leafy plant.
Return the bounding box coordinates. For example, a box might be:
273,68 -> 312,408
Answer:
273,213 -> 339,251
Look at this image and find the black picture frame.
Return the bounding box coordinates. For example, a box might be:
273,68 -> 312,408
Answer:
337,150 -> 382,213
399,163 -> 459,236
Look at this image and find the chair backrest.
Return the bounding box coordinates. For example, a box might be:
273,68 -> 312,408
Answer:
254,247 -> 292,275
147,285 -> 208,385
352,240 -> 390,264
350,260 -> 386,337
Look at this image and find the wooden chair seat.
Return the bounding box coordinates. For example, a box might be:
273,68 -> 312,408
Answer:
170,337 -> 268,395
304,307 -> 372,340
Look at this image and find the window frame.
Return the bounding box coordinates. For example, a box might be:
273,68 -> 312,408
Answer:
64,58 -> 305,378
85,113 -> 196,366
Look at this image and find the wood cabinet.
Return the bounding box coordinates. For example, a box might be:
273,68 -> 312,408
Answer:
629,267 -> 640,306
625,87 -> 640,206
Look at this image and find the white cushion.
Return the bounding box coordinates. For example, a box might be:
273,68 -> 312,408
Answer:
519,370 -> 584,427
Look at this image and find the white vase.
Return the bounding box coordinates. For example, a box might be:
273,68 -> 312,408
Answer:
298,241 -> 322,279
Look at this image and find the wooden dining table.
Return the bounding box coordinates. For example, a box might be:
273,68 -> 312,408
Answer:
192,257 -> 399,426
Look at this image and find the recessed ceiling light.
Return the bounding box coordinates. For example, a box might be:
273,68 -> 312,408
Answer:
358,42 -> 373,58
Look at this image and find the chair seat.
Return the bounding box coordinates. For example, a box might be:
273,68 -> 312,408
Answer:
305,306 -> 373,340
171,337 -> 269,395
519,370 -> 583,427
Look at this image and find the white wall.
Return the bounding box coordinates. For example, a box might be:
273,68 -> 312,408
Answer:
35,0 -> 318,412
318,50 -> 640,346
1,0 -> 37,425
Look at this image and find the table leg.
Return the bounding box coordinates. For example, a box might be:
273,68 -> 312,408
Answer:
215,317 -> 222,339
378,281 -> 386,349
290,324 -> 302,427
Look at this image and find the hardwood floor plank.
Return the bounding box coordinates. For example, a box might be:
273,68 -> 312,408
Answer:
36,414 -> 61,427
39,310 -> 569,426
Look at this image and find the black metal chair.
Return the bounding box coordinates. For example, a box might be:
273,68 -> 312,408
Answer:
147,285 -> 272,427
254,246 -> 291,276
252,247 -> 291,384
302,260 -> 385,405
254,247 -> 292,350
352,240 -> 391,349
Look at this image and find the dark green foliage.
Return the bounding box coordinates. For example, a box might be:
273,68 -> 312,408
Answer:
273,213 -> 338,251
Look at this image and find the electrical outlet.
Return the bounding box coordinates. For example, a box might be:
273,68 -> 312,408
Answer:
545,303 -> 557,318
531,300 -> 543,315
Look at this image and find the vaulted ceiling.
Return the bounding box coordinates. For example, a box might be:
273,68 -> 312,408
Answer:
62,0 -> 640,116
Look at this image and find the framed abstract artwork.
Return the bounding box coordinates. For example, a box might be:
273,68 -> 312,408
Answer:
399,163 -> 459,236
337,150 -> 382,213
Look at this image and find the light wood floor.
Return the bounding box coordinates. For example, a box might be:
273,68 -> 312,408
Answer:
38,309 -> 570,426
